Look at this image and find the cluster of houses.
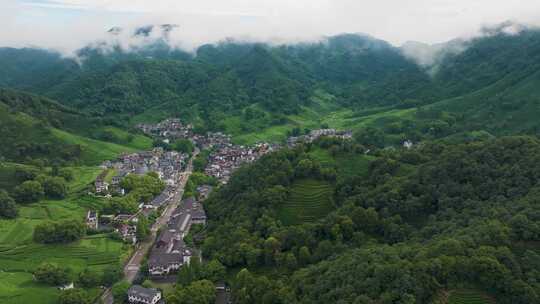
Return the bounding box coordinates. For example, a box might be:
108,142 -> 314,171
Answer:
86,186 -> 178,243
287,128 -> 353,147
191,132 -> 231,150
95,148 -> 186,195
204,141 -> 276,184
136,118 -> 194,140
127,193 -> 215,304
89,146 -> 188,243
148,197 -> 207,277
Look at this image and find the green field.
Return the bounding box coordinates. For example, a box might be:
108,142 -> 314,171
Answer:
447,290 -> 495,304
0,166 -> 128,304
65,166 -> 103,194
278,179 -> 334,225
230,99 -> 414,145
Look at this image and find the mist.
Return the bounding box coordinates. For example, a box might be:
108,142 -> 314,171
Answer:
3,0 -> 540,63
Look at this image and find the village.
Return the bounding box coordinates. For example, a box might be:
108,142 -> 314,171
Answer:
138,118 -> 281,184
90,118 -> 352,304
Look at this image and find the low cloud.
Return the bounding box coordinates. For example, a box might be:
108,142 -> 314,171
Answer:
2,0 -> 540,59
401,21 -> 538,74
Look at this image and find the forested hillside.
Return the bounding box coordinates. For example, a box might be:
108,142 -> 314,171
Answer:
3,29 -> 540,145
0,89 -> 150,165
201,136 -> 540,303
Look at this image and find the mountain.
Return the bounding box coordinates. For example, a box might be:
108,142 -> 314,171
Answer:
2,28 -> 540,143
425,30 -> 540,135
0,48 -> 79,93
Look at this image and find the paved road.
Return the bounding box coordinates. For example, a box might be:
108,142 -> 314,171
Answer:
99,150 -> 198,304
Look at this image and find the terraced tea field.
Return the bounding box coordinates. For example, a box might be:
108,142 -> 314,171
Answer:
0,165 -> 128,303
446,290 -> 495,304
278,179 -> 334,225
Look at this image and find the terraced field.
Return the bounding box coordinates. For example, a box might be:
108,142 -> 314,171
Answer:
0,233 -> 126,304
278,179 -> 334,225
0,165 -> 128,303
0,272 -> 59,304
309,148 -> 374,178
446,290 -> 495,304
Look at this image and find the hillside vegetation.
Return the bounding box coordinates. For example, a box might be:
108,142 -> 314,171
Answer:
0,89 -> 150,165
278,179 -> 334,225
201,136 -> 540,303
2,23 -> 540,304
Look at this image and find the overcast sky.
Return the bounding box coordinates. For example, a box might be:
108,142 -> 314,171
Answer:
2,0 -> 540,53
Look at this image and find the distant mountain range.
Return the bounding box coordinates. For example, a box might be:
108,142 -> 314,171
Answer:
1,23 -> 540,146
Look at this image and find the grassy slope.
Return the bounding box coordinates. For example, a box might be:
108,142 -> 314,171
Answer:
231,91 -> 415,145
51,128 -> 138,165
278,179 -> 334,225
101,126 -> 153,150
427,69 -> 540,134
203,68 -> 540,146
0,166 -> 127,304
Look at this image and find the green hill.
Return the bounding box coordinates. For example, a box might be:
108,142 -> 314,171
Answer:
202,137 -> 540,303
0,89 -> 150,165
4,30 -> 540,145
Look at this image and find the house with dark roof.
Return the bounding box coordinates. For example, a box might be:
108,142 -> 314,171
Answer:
148,230 -> 193,276
147,197 -> 207,277
183,197 -> 207,225
150,192 -> 171,208
127,285 -> 162,304
196,185 -> 213,201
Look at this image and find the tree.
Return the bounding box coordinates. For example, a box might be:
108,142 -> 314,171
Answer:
264,237 -> 281,265
173,139 -> 195,154
177,258 -> 203,286
168,280 -> 216,304
34,219 -> 86,243
34,262 -> 71,285
0,190 -> 17,218
102,265 -> 123,287
57,168 -> 74,181
202,259 -> 226,282
284,252 -> 298,270
354,127 -> 385,148
298,246 -> 311,266
59,288 -> 91,304
14,180 -> 44,203
141,280 -> 153,288
78,268 -> 101,288
112,281 -> 131,304
42,176 -> 67,199
136,215 -> 150,241
14,167 -> 39,181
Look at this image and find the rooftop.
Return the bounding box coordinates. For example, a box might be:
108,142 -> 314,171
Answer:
128,285 -> 160,301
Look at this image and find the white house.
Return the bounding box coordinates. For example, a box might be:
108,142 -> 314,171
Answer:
127,285 -> 162,304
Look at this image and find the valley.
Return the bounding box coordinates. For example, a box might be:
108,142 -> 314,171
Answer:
1,23 -> 540,304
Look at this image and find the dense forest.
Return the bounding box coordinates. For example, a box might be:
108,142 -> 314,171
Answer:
200,136 -> 540,303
